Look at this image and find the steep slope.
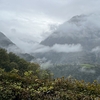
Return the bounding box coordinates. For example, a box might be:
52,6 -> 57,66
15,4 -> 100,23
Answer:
0,32 -> 34,61
0,32 -> 15,48
34,14 -> 100,64
41,14 -> 100,51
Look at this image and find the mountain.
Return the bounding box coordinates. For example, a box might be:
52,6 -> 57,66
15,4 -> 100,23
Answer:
32,14 -> 100,82
41,14 -> 100,50
34,14 -> 100,64
0,31 -> 21,53
0,32 -> 16,48
0,32 -> 34,61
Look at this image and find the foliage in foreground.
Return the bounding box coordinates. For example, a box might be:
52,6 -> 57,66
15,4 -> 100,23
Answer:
0,68 -> 100,100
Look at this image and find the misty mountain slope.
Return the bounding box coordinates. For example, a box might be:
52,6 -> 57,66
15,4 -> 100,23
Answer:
0,32 -> 35,61
41,14 -> 100,51
0,31 -> 22,54
0,32 -> 15,47
34,14 -> 100,64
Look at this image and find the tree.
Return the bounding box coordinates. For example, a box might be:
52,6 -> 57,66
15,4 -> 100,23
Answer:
8,52 -> 20,63
9,62 -> 19,70
0,48 -> 10,71
18,59 -> 29,72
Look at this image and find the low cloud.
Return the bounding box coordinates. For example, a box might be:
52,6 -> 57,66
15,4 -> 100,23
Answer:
33,43 -> 82,53
52,44 -> 82,53
92,46 -> 100,52
7,45 -> 22,53
80,67 -> 95,74
40,60 -> 53,69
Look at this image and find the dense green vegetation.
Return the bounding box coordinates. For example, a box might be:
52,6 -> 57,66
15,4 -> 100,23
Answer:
48,64 -> 100,82
0,48 -> 100,100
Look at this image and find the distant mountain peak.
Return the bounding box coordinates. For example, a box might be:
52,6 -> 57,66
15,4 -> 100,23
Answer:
35,14 -> 100,64
41,14 -> 100,48
0,32 -> 35,61
0,31 -> 22,53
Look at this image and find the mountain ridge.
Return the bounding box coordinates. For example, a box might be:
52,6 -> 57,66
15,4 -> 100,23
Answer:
0,32 -> 35,61
34,14 -> 100,64
0,32 -> 16,48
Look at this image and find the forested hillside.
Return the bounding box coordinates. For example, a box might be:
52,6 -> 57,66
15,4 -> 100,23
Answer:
0,48 -> 100,100
48,64 -> 100,83
0,48 -> 39,73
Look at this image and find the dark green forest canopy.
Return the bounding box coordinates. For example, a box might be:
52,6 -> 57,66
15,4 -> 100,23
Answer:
0,48 -> 40,72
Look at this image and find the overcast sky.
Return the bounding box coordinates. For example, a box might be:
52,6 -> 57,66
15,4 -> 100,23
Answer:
0,0 -> 100,52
